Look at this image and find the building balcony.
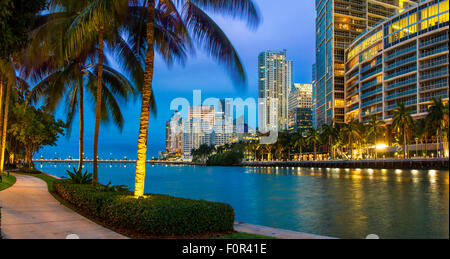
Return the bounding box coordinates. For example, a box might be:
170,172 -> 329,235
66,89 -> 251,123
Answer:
419,45 -> 449,59
361,87 -> 382,100
385,88 -> 417,102
419,34 -> 449,49
385,45 -> 416,62
361,96 -> 383,108
385,65 -> 417,81
385,99 -> 417,111
385,77 -> 416,91
385,56 -> 417,72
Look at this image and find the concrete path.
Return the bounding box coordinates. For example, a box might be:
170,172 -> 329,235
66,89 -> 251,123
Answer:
234,222 -> 336,239
0,174 -> 127,239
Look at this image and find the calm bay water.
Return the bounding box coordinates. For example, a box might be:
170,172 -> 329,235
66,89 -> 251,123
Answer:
38,162 -> 449,239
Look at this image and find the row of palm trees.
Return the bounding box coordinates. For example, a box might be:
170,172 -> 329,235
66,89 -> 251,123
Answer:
0,0 -> 261,197
246,100 -> 449,161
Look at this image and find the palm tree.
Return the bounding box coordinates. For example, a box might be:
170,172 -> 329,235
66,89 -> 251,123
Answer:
392,103 -> 414,159
307,128 -> 321,161
294,132 -> 306,161
366,115 -> 385,159
0,57 -> 18,173
426,98 -> 447,158
28,1 -> 140,182
343,120 -> 361,160
56,0 -> 129,185
415,119 -> 428,157
321,124 -> 338,160
131,0 -> 261,197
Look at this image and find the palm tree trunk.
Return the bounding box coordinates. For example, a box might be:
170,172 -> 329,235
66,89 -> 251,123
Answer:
93,28 -> 104,186
78,75 -> 84,172
374,135 -> 378,159
0,79 -> 4,173
438,127 -> 443,158
134,0 -> 155,198
403,130 -> 407,159
314,144 -> 317,161
0,82 -> 11,172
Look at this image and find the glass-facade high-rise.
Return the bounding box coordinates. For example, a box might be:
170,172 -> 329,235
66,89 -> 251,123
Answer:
315,0 -> 419,126
345,0 -> 449,123
258,50 -> 293,132
312,64 -> 318,128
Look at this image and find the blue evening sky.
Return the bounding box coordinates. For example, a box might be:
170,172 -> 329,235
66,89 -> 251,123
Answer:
36,0 -> 316,160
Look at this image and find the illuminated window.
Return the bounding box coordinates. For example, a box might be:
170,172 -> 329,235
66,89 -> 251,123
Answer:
421,8 -> 428,20
409,13 -> 417,25
439,12 -> 449,23
429,4 -> 439,17
420,20 -> 428,30
429,16 -> 439,27
409,24 -> 417,34
439,0 -> 449,13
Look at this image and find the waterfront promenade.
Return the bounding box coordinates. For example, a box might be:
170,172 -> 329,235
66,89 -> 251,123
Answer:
34,158 -> 449,170
1,173 -> 334,239
242,158 -> 449,170
0,174 -> 127,239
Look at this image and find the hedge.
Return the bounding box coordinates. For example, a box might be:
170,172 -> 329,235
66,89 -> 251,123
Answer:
54,181 -> 235,236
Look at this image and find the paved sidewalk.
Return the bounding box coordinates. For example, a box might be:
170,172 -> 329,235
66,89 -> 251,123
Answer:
0,174 -> 127,239
234,222 -> 336,239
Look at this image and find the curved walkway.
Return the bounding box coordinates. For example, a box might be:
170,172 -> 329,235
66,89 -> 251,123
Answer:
0,174 -> 127,239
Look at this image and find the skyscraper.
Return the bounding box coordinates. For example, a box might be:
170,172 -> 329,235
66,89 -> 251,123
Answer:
315,0 -> 419,126
344,0 -> 448,123
288,84 -> 313,132
312,63 -> 317,128
258,50 -> 293,132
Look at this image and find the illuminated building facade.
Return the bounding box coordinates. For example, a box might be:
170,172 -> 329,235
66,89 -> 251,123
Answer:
315,0 -> 419,126
288,84 -> 314,132
345,0 -> 449,123
258,50 -> 293,132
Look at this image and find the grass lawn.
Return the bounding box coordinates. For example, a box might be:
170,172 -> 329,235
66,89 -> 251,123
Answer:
0,174 -> 16,191
14,169 -> 274,239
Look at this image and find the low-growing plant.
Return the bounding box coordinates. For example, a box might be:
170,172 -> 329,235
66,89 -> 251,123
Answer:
97,181 -> 128,192
54,181 -> 235,236
64,167 -> 93,184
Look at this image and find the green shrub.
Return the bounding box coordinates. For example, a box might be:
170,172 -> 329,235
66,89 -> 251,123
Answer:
207,150 -> 244,166
54,181 -> 235,236
63,167 -> 93,184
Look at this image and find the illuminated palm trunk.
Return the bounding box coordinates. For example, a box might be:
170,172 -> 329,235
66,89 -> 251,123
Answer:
78,76 -> 84,172
134,0 -> 155,198
0,81 -> 11,172
93,28 -> 104,186
0,79 -> 4,170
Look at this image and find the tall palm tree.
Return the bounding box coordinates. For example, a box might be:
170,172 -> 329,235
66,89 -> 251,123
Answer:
321,124 -> 337,160
0,57 -> 18,173
426,98 -> 446,158
29,0 -> 140,182
294,132 -> 306,161
131,0 -> 261,197
343,120 -> 361,160
392,103 -> 414,159
57,0 -> 129,184
366,115 -> 385,159
415,119 -> 428,157
307,128 -> 321,161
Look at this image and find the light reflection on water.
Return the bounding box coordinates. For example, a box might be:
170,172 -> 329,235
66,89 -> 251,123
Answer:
39,162 -> 449,239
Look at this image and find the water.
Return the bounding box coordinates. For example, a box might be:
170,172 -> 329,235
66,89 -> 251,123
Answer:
39,162 -> 449,239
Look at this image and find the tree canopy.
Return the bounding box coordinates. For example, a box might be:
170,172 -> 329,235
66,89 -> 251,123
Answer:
0,0 -> 47,60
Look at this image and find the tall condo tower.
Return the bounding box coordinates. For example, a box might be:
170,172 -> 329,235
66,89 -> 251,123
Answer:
258,50 -> 293,132
315,0 -> 419,126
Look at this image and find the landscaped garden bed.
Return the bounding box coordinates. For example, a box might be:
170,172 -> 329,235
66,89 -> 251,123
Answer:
54,180 -> 235,238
